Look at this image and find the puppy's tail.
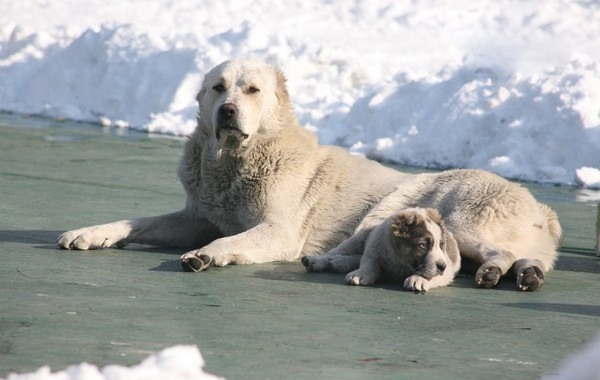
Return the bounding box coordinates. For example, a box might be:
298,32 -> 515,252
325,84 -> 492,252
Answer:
539,202 -> 563,250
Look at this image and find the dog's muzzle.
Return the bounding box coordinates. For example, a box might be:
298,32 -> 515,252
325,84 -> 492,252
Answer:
216,103 -> 249,140
415,260 -> 447,280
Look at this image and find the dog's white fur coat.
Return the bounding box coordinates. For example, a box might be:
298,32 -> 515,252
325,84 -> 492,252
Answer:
57,59 -> 563,290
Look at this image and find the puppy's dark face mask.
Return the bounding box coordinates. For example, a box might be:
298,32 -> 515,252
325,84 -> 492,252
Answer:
390,209 -> 449,280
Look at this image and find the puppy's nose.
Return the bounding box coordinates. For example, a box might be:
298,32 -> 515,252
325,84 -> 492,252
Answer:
219,103 -> 238,118
436,261 -> 447,273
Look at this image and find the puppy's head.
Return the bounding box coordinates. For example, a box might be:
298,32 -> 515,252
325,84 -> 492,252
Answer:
389,208 -> 458,280
196,59 -> 290,149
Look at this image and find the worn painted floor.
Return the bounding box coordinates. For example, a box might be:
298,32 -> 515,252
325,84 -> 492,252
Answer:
1,114 -> 599,380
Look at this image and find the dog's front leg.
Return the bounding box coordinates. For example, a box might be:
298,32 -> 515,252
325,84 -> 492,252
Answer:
180,222 -> 299,271
57,210 -> 221,250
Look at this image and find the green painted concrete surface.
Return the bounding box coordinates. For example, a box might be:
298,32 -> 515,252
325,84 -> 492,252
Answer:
0,114 -> 599,379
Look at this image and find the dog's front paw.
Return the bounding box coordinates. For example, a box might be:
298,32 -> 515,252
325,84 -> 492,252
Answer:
56,227 -> 126,250
180,251 -> 213,272
516,265 -> 544,291
345,270 -> 375,286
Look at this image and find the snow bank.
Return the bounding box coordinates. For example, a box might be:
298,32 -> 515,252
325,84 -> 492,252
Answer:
0,0 -> 599,187
1,345 -> 224,380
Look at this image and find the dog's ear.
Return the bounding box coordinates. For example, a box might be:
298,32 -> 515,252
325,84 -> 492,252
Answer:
274,69 -> 290,102
391,211 -> 417,239
196,70 -> 213,104
196,87 -> 206,104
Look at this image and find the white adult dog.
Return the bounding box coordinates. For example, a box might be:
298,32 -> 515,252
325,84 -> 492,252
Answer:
57,59 -> 562,291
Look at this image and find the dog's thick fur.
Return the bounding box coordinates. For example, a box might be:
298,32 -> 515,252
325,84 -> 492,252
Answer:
315,207 -> 461,292
56,59 -> 562,291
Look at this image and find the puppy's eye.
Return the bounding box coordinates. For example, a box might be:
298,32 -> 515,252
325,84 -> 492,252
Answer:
247,86 -> 260,94
212,84 -> 225,93
418,241 -> 428,250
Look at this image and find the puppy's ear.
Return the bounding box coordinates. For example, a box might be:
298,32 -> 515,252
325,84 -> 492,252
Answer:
391,211 -> 416,239
425,208 -> 442,225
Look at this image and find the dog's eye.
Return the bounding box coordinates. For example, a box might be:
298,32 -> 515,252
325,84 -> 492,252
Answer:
212,84 -> 225,93
247,86 -> 260,94
418,239 -> 430,250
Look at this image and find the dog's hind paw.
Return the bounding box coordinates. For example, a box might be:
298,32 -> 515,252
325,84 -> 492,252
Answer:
181,252 -> 213,272
475,265 -> 501,289
516,266 -> 544,291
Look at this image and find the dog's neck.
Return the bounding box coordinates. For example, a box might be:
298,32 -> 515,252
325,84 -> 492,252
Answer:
190,112 -> 318,174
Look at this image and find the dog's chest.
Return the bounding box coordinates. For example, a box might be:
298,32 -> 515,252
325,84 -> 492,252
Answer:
188,156 -> 276,234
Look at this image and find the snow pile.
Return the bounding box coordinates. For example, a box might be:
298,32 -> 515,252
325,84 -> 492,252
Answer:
0,0 -> 599,187
343,60 -> 600,185
1,345 -> 224,380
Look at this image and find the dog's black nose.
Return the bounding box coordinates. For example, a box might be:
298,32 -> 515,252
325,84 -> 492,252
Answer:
219,103 -> 238,119
436,261 -> 447,273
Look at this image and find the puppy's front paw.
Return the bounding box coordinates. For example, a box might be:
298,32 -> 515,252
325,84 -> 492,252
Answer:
345,270 -> 374,286
180,251 -> 213,272
404,275 -> 430,292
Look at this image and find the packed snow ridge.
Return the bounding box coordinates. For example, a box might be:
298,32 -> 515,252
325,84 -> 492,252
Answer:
0,0 -> 599,187
2,345 -> 224,380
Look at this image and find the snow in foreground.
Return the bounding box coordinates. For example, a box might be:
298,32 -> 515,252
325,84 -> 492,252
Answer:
2,346 -> 224,380
4,335 -> 600,380
0,1 -> 599,187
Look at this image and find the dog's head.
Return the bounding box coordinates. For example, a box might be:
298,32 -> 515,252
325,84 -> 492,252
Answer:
389,208 -> 459,280
196,59 -> 291,149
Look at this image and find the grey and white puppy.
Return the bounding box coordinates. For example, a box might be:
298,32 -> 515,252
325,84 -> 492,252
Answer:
305,208 -> 461,292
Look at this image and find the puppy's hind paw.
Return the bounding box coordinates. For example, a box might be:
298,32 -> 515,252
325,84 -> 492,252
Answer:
301,255 -> 332,272
181,252 -> 213,272
517,266 -> 544,292
301,255 -> 318,272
